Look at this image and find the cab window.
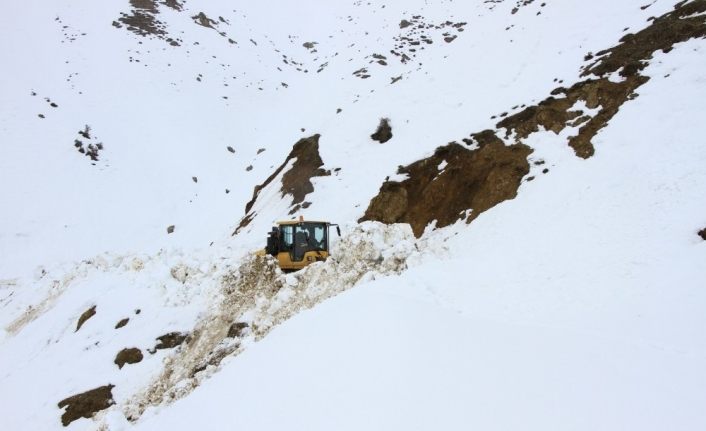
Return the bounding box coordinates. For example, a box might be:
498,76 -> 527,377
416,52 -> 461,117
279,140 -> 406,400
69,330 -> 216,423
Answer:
281,225 -> 294,249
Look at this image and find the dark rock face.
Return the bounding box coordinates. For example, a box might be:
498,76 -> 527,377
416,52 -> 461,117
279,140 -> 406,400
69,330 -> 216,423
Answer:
370,118 -> 393,143
361,1 -> 706,236
114,348 -> 144,369
57,385 -> 115,426
235,134 -> 330,234
75,306 -> 96,332
114,0 -> 183,46
361,137 -> 531,237
498,0 -> 706,159
115,318 -> 129,329
698,228 -> 706,241
280,135 -> 330,208
152,332 -> 188,350
497,75 -> 648,159
227,322 -> 249,338
581,1 -> 706,79
192,12 -> 217,28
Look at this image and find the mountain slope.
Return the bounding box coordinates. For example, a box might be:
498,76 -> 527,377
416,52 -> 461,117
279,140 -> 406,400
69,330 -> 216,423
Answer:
1,0 -> 705,430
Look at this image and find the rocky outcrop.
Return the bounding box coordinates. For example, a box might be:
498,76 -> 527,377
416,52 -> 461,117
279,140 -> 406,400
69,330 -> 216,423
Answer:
115,348 -> 144,369
57,385 -> 114,426
363,0 -> 706,236
75,305 -> 96,332
361,137 -> 531,237
235,134 -> 330,234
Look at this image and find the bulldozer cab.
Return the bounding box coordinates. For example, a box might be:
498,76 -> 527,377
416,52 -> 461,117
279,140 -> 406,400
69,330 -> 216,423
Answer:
265,219 -> 340,271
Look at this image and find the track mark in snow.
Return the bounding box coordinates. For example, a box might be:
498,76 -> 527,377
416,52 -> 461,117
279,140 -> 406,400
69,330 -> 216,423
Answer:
4,257 -> 134,337
5,279 -> 65,336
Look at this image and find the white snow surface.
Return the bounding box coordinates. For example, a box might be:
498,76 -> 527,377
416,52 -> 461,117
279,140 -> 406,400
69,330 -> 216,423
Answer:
1,0 -> 706,430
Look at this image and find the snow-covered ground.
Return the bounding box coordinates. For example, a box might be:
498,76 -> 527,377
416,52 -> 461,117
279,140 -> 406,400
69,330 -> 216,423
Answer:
1,0 -> 705,430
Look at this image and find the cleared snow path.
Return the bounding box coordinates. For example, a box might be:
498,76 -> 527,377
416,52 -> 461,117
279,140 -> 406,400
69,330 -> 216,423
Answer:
0,222 -> 434,430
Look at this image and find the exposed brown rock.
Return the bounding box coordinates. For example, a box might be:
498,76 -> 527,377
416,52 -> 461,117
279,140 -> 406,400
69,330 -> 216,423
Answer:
130,0 -> 158,12
115,0 -> 181,46
75,306 -> 96,332
235,135 -> 329,233
582,1 -> 706,78
161,0 -> 183,11
361,1 -> 706,239
57,385 -> 114,426
115,348 -> 143,369
115,318 -> 129,329
498,0 -> 706,158
233,212 -> 255,235
115,11 -> 165,38
361,137 -> 532,237
151,332 -> 188,351
698,228 -> 706,241
192,12 -> 217,29
227,322 -> 249,338
371,118 -> 393,143
280,135 -> 330,205
497,75 -> 647,158
118,1 -> 166,37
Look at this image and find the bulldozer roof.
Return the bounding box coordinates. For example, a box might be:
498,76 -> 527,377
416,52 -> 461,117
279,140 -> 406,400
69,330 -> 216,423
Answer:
276,220 -> 330,226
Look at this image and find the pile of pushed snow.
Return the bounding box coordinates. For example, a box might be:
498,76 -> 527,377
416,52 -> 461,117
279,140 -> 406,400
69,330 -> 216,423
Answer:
123,221 -> 429,422
0,221 -> 433,430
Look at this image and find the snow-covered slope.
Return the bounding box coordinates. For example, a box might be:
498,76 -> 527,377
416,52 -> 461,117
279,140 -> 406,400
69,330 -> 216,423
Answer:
1,0 -> 705,430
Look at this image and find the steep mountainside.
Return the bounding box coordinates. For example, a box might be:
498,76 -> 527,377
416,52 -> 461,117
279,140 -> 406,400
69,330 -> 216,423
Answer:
1,1 -> 705,430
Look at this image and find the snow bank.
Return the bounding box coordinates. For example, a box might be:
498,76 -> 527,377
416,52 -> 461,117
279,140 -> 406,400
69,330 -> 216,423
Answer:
122,222 -> 424,421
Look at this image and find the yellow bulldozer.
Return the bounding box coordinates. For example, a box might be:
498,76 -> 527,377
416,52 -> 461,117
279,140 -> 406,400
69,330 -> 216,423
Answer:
259,217 -> 340,271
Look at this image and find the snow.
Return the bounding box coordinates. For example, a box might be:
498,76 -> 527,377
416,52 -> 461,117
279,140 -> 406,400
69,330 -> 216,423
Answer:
1,0 -> 706,430
123,38 -> 706,431
0,0 -> 673,274
130,278 -> 706,431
